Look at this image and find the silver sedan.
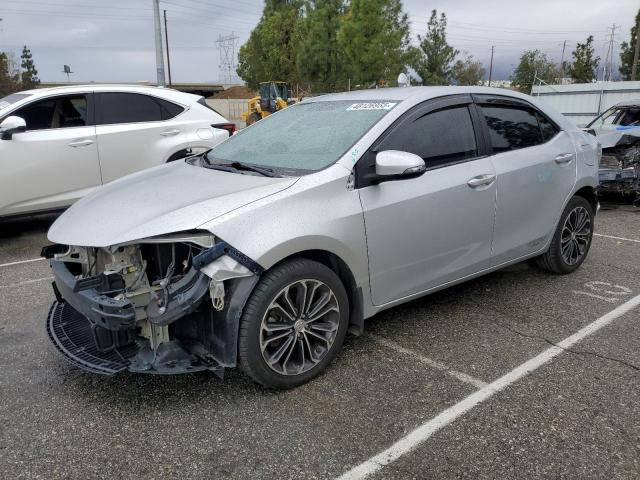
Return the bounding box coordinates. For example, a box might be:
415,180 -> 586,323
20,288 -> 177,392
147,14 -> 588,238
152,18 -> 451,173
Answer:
43,86 -> 600,388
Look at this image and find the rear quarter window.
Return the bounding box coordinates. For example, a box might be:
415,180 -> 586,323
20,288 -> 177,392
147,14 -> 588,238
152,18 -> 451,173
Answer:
96,92 -> 184,125
481,105 -> 544,153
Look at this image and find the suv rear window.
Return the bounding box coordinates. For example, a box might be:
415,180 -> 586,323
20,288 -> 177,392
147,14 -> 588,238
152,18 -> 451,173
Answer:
96,92 -> 184,124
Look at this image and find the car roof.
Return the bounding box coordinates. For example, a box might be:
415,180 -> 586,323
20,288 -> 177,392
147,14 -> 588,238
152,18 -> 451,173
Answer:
16,84 -> 201,103
611,99 -> 640,108
303,86 -> 535,104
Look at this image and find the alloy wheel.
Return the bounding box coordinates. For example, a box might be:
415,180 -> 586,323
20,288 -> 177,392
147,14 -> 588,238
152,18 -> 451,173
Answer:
260,279 -> 340,375
561,206 -> 591,266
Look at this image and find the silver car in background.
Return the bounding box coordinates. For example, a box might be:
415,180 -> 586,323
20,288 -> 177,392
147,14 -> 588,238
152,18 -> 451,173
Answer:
42,87 -> 600,389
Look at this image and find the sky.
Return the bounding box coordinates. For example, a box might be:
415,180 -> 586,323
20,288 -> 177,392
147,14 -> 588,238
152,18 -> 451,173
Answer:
0,0 -> 637,84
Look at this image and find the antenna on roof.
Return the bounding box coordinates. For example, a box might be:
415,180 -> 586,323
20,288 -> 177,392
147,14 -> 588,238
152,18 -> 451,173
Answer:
397,72 -> 410,88
62,65 -> 73,83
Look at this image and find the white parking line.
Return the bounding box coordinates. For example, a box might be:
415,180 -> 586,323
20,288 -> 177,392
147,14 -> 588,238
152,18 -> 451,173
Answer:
594,233 -> 640,244
370,335 -> 487,389
0,257 -> 46,268
0,276 -> 53,288
337,293 -> 640,480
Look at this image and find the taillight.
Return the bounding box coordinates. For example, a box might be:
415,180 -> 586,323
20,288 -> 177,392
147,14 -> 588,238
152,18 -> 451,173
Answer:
212,123 -> 236,137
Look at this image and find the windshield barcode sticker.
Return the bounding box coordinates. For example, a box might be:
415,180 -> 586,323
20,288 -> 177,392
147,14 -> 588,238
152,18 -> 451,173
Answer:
347,102 -> 396,111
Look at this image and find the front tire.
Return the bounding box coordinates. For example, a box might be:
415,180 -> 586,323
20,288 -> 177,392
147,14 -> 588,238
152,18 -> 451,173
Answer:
536,195 -> 594,274
238,259 -> 349,389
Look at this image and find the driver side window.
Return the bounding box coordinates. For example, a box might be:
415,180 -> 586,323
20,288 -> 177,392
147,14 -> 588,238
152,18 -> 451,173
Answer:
381,106 -> 478,169
12,95 -> 88,131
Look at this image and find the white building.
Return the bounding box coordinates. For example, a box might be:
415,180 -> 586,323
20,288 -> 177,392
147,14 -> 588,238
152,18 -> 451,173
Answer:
531,81 -> 640,125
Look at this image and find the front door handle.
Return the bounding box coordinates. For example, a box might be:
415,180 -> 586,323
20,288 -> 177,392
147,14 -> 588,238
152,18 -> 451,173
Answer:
160,129 -> 180,137
68,139 -> 94,148
467,174 -> 496,188
554,153 -> 574,164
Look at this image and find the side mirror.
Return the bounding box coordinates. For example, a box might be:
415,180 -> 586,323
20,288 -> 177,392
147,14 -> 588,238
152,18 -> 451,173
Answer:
0,116 -> 26,140
375,150 -> 426,181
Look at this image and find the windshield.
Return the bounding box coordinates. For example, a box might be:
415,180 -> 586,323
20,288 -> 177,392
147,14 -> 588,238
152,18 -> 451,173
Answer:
0,93 -> 31,111
205,100 -> 396,174
588,106 -> 640,130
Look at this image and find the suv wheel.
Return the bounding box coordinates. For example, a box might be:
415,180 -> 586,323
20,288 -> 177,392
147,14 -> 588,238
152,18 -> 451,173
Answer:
238,259 -> 349,389
536,195 -> 594,274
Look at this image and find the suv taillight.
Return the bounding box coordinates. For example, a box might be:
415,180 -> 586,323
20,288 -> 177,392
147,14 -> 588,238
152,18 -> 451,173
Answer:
212,123 -> 236,137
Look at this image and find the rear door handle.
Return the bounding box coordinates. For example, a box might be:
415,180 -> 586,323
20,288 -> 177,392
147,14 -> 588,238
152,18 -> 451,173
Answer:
554,153 -> 574,164
160,129 -> 180,137
68,139 -> 94,148
467,174 -> 496,188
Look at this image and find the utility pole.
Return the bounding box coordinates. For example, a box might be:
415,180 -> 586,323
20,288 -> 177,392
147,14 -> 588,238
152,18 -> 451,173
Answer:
559,40 -> 567,83
632,17 -> 640,80
152,0 -> 165,86
163,9 -> 172,88
488,45 -> 495,87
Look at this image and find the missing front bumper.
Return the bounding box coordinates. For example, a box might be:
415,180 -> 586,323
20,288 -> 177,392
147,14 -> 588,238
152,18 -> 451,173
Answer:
46,301 -> 138,374
46,301 -> 223,375
44,239 -> 263,376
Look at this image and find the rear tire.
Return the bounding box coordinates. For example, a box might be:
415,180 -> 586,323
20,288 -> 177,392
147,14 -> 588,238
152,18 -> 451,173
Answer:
238,259 -> 349,389
536,195 -> 594,274
166,149 -> 189,162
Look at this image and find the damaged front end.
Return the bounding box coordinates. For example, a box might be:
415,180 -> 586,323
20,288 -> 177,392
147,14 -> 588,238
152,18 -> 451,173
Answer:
42,233 -> 262,376
598,132 -> 640,204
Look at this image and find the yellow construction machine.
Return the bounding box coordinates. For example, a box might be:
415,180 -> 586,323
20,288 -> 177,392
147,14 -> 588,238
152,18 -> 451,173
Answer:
241,81 -> 293,126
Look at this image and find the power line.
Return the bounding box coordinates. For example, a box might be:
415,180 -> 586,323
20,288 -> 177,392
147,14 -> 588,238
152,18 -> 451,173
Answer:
0,8 -> 150,20
410,16 -> 608,34
5,0 -> 151,10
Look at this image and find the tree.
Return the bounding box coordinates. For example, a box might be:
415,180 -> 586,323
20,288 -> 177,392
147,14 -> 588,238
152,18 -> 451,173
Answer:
510,49 -> 558,93
20,45 -> 40,89
337,0 -> 411,88
411,10 -> 458,85
451,54 -> 484,86
237,1 -> 303,90
568,36 -> 599,83
0,53 -> 20,96
619,9 -> 640,80
296,0 -> 345,92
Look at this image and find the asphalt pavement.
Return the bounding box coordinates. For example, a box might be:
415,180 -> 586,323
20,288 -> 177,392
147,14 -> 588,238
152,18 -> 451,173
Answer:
0,203 -> 639,479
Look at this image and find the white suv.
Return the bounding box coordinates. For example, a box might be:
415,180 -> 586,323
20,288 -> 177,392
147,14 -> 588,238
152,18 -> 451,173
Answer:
0,84 -> 233,218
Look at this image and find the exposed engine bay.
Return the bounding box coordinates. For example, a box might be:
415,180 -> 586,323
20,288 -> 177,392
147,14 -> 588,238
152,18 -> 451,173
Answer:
598,134 -> 640,204
43,233 -> 261,375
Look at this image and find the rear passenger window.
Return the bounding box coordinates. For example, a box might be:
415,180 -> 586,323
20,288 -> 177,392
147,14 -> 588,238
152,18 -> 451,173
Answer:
481,106 -> 543,153
96,93 -> 184,125
382,106 -> 478,168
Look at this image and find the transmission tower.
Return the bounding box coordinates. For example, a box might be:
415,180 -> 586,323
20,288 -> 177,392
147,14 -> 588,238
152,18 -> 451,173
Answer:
602,24 -> 618,82
216,33 -> 239,85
